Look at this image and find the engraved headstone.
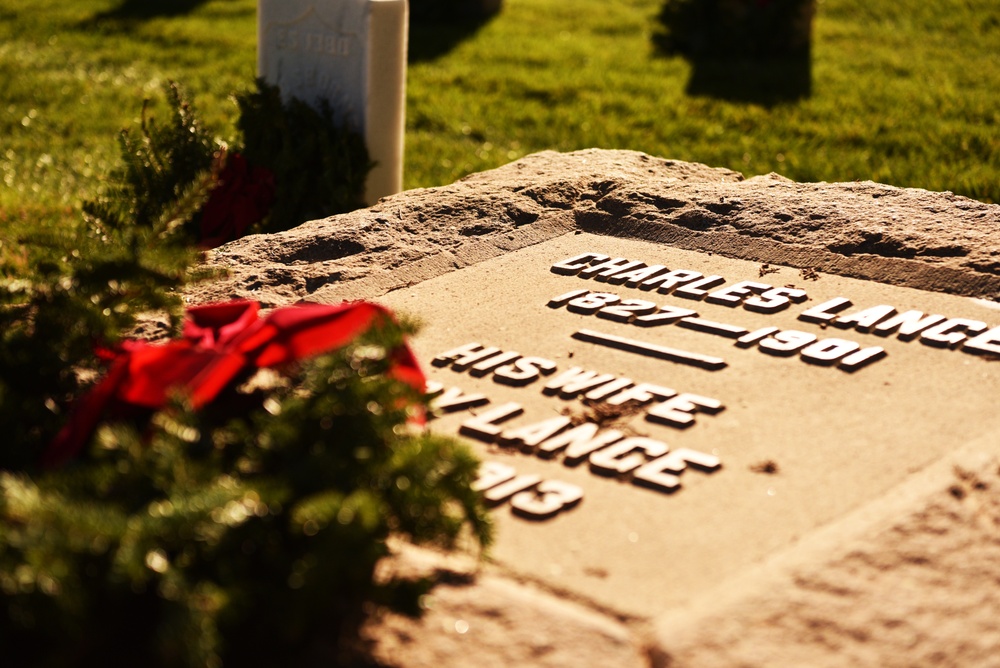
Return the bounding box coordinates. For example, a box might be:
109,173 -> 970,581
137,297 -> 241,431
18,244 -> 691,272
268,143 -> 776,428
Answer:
194,150 -> 1000,665
377,232 -> 1000,617
257,0 -> 407,203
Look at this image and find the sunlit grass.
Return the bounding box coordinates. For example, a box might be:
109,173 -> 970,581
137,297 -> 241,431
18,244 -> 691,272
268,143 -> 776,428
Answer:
406,0 -> 999,201
1,0 -> 997,246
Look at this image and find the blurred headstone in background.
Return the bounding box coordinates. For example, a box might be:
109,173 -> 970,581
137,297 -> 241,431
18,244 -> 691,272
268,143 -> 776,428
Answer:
258,0 -> 408,203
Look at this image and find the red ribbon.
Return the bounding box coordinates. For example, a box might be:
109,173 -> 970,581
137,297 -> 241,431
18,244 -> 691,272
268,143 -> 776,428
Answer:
44,300 -> 425,468
199,153 -> 276,248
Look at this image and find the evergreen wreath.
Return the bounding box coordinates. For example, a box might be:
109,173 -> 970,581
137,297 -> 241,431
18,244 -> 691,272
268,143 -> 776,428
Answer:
83,79 -> 372,249
0,80 -> 490,667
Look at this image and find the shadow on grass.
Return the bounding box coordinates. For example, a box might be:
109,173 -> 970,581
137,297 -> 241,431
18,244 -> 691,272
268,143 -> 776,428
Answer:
682,52 -> 812,105
408,1 -> 501,62
86,0 -> 497,62
89,0 -> 213,22
651,0 -> 814,106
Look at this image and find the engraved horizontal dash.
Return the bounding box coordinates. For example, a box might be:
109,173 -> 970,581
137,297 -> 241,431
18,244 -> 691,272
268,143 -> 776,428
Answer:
572,329 -> 727,370
676,318 -> 749,338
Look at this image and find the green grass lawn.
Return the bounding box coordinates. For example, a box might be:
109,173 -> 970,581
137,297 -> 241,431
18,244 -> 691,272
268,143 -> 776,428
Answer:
1,0 -> 998,241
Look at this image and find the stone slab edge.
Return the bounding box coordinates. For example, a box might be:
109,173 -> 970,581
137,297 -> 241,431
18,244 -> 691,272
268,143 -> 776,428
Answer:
188,149 -> 1000,308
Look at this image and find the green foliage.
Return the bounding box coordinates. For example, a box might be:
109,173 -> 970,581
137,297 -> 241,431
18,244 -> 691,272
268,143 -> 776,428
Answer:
1,225 -> 490,664
235,79 -> 371,234
82,81 -> 220,245
654,0 -> 816,58
1,323 -> 490,667
0,47 -> 486,667
79,78 -> 370,247
0,81 -> 221,469
0,174 -> 200,471
0,252 -> 491,667
1,211 -> 492,662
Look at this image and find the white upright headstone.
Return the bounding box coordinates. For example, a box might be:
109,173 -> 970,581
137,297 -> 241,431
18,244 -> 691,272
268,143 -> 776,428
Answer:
258,0 -> 407,204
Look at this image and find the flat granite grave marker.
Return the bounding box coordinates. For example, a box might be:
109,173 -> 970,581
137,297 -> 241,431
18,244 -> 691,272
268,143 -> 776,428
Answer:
197,150 -> 1000,665
257,0 -> 407,203
378,231 -> 999,618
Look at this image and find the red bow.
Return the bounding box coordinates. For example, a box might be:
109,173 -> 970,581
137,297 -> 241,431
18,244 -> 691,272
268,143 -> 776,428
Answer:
199,152 -> 275,248
44,301 -> 425,468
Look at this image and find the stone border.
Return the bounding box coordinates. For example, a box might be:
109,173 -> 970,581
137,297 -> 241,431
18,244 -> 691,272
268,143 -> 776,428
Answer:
190,149 -> 999,309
